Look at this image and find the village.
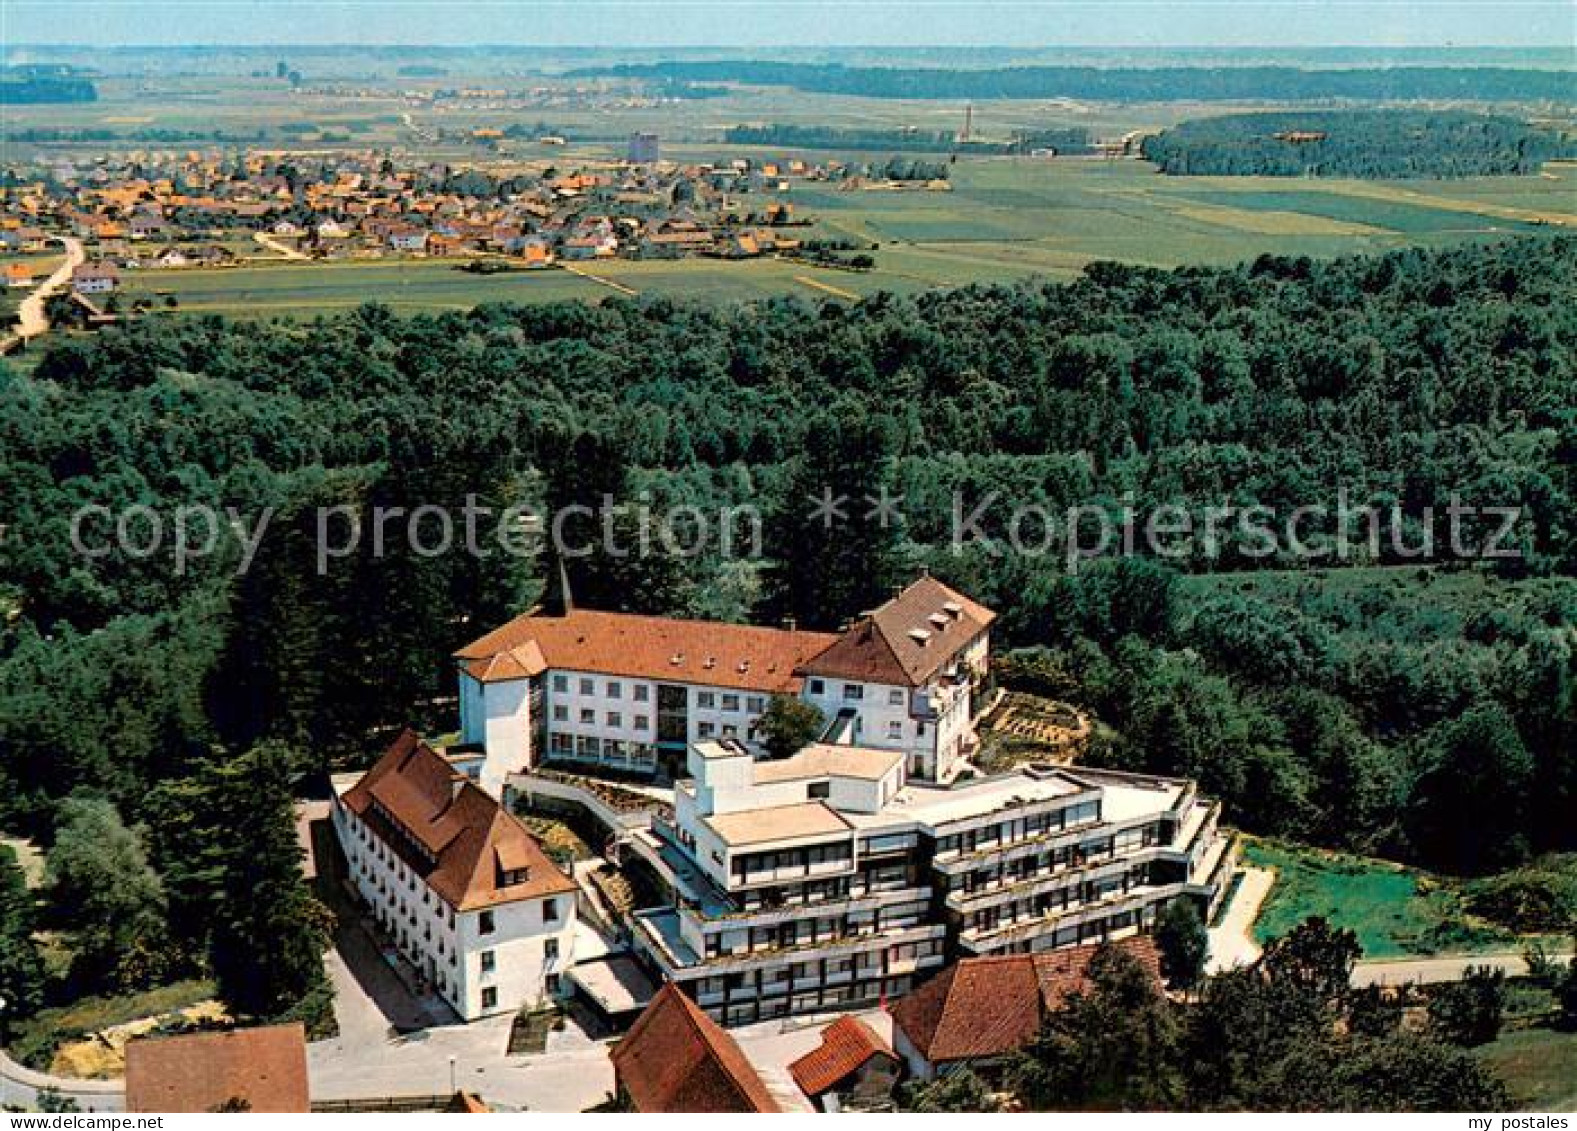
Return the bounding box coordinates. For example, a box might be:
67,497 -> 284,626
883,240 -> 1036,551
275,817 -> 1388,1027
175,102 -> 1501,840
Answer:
0,132 -> 957,313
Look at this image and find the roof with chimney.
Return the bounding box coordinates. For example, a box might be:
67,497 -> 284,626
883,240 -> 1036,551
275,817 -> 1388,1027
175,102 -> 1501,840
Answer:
339,729 -> 576,911
611,983 -> 780,1112
799,575 -> 995,688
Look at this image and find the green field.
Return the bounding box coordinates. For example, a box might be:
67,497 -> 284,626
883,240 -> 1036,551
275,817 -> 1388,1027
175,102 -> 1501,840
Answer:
1473,1028 -> 1577,1111
1244,839 -> 1554,959
98,157 -> 1577,319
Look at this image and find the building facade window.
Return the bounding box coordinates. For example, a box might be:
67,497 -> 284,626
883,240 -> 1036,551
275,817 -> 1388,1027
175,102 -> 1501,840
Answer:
481,987 -> 497,1010
480,910 -> 495,935
480,950 -> 496,973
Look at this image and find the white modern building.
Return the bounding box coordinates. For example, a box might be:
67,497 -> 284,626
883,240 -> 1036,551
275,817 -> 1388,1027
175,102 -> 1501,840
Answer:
452,575 -> 994,793
332,730 -> 579,1021
625,740 -> 1235,1025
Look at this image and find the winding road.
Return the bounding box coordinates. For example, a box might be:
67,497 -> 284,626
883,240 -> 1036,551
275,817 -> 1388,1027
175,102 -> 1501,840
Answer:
12,235 -> 85,343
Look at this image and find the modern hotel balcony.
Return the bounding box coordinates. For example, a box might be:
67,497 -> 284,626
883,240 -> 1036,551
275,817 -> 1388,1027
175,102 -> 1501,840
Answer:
957,879 -> 1195,955
930,811 -> 1109,875
680,883 -> 933,933
633,905 -> 947,978
944,851 -> 1145,915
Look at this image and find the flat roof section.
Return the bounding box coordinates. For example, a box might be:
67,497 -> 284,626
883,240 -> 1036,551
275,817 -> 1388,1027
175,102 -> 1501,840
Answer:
704,802 -> 852,848
566,954 -> 661,1016
752,743 -> 904,785
878,768 -> 1088,828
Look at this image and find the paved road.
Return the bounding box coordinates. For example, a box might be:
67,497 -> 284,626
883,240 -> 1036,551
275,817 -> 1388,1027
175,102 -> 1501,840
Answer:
0,1048 -> 124,1113
12,235 -> 85,342
1353,949 -> 1572,988
1205,866 -> 1274,974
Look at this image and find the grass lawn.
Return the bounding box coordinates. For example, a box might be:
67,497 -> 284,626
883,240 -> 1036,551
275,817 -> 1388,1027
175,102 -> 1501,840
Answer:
1473,1028 -> 1577,1111
1244,838 -> 1548,959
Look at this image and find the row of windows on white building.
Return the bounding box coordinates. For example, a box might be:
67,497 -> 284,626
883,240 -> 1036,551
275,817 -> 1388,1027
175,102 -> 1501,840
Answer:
343,811 -> 563,1005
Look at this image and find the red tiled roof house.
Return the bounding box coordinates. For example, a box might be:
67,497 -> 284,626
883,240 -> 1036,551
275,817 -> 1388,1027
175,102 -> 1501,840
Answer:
333,730 -> 578,1021
610,983 -> 779,1112
889,937 -> 1162,1081
789,1014 -> 899,1111
125,1023 -> 310,1113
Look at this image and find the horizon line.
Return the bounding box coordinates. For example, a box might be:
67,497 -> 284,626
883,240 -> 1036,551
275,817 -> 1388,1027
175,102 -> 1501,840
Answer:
8,42 -> 1574,52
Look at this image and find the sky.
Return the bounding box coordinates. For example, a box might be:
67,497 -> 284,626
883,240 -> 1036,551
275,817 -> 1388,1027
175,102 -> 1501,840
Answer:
2,0 -> 1573,48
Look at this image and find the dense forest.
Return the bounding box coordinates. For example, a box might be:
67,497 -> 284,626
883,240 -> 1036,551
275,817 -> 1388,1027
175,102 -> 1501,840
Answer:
577,60 -> 1577,103
0,76 -> 98,105
0,237 -> 1573,897
1142,110 -> 1577,178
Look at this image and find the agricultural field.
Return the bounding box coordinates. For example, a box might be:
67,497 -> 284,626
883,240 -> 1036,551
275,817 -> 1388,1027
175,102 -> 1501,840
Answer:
96,156 -> 1576,319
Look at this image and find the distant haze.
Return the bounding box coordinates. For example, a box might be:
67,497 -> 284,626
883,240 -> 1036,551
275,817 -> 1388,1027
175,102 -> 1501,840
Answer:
7,0 -> 1576,49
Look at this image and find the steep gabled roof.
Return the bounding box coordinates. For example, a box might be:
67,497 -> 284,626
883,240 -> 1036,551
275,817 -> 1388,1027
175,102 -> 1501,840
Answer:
340,730 -> 576,911
789,1015 -> 894,1097
125,1024 -> 309,1113
800,575 -> 995,688
889,937 -> 1161,1065
611,984 -> 779,1112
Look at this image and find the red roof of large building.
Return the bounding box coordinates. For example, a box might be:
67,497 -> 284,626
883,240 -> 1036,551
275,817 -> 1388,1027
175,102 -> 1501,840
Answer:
125,1023 -> 310,1113
799,575 -> 995,688
455,607 -> 838,691
340,729 -> 576,911
788,1015 -> 894,1097
611,984 -> 779,1112
889,937 -> 1161,1066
